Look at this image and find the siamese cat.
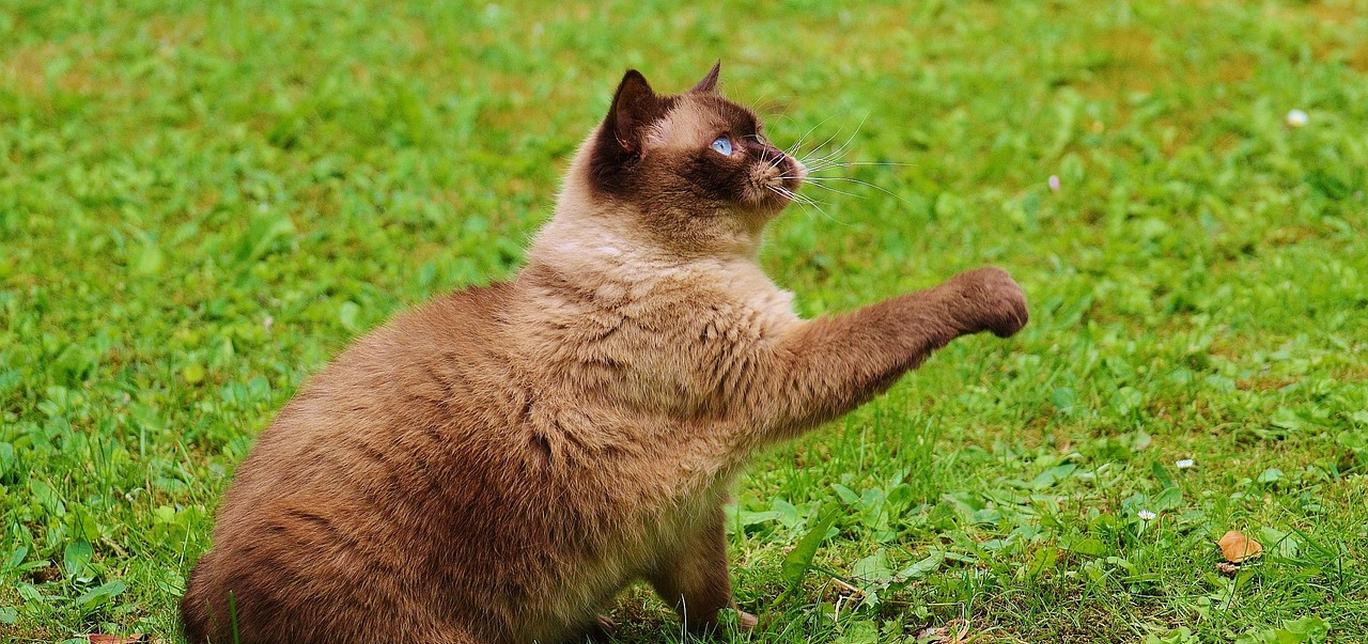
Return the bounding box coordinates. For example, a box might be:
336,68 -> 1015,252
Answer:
182,63 -> 1028,643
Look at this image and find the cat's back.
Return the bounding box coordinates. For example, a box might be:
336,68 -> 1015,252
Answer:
226,280 -> 521,503
183,281 -> 531,643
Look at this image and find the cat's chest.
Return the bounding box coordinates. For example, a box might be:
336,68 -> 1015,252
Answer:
521,255 -> 798,415
650,258 -> 798,338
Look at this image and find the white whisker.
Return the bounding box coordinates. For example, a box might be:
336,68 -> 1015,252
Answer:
771,185 -> 845,225
798,129 -> 845,165
798,181 -> 863,200
799,112 -> 868,170
788,114 -> 840,158
817,161 -> 918,168
801,175 -> 913,206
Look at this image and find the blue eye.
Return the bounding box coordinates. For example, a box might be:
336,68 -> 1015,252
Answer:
710,136 -> 733,156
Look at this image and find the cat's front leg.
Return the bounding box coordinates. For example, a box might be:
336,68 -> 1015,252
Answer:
647,505 -> 758,636
746,266 -> 1027,442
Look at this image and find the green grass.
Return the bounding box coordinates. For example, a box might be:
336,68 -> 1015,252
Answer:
3,0 -> 1367,642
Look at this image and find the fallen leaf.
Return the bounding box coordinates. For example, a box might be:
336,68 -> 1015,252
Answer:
88,635 -> 147,644
827,576 -> 866,600
1218,530 -> 1263,563
1216,561 -> 1240,576
916,619 -> 972,643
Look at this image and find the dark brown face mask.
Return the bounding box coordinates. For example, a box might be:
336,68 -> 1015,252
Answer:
586,63 -> 806,216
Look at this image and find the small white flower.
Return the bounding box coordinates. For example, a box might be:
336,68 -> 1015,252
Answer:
1047,175 -> 1061,192
1176,459 -> 1195,469
1138,510 -> 1157,521
1286,109 -> 1309,128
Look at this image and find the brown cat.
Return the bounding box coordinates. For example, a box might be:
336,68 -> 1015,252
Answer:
181,64 -> 1028,643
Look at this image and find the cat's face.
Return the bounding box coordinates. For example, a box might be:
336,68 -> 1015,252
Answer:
586,65 -> 806,223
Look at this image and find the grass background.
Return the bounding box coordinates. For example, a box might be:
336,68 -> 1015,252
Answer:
3,0 -> 1367,641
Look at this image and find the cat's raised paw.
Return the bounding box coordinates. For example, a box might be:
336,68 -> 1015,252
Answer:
949,266 -> 1029,338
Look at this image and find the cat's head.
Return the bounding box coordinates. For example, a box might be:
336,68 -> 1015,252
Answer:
580,64 -> 805,232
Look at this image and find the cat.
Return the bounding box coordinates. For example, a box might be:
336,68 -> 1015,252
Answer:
180,63 -> 1028,643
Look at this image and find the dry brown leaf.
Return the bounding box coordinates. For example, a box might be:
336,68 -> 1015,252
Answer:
88,635 -> 147,644
829,577 -> 865,599
1218,530 -> 1263,563
917,626 -> 950,642
916,619 -> 972,643
1216,561 -> 1240,576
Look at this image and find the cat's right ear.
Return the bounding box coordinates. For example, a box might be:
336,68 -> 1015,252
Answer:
607,70 -> 660,153
691,61 -> 721,94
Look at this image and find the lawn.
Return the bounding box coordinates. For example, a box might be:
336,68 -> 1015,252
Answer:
3,0 -> 1367,641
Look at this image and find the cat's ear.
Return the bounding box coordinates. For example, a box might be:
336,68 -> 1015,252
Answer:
608,70 -> 661,153
691,61 -> 721,94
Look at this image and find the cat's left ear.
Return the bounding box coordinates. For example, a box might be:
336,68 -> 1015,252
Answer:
608,70 -> 662,153
691,61 -> 721,94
